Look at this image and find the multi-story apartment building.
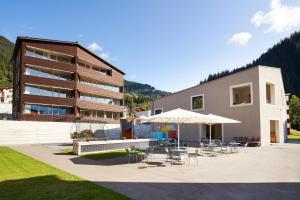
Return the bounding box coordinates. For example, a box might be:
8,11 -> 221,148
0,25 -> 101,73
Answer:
12,37 -> 125,124
153,66 -> 289,146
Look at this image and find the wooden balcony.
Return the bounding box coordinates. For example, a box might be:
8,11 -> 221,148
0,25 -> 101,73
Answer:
23,56 -> 76,73
77,82 -> 123,100
77,66 -> 123,87
22,94 -> 76,107
76,99 -> 124,112
23,75 -> 76,90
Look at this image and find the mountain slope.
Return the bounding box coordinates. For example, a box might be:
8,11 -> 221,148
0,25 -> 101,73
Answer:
0,36 -> 14,88
124,80 -> 170,97
201,31 -> 300,96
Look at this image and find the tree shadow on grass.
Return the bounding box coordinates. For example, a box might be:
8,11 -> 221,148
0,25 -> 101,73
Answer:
0,175 -> 129,200
97,181 -> 300,200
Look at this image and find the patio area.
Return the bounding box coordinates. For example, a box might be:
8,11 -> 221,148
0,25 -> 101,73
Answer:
10,142 -> 300,200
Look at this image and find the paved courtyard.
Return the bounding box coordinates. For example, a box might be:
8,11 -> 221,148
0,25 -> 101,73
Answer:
11,143 -> 300,200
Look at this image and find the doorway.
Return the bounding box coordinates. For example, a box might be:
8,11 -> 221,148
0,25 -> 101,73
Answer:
270,120 -> 279,143
206,124 -> 222,140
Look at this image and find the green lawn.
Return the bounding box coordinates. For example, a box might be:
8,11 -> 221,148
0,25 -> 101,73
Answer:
0,147 -> 130,200
288,129 -> 300,140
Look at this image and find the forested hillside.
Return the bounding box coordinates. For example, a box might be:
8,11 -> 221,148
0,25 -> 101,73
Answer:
200,31 -> 300,96
0,36 -> 14,88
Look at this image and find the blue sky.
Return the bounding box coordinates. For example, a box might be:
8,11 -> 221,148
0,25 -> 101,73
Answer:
1,0 -> 300,92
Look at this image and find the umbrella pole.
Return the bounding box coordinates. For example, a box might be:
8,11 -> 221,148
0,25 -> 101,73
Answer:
209,123 -> 212,145
177,124 -> 180,149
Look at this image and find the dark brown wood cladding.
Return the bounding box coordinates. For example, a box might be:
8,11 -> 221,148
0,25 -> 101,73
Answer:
24,75 -> 76,90
20,114 -> 74,122
77,66 -> 123,87
24,56 -> 76,73
23,94 -> 76,107
76,99 -> 124,112
77,83 -> 124,99
25,41 -> 76,56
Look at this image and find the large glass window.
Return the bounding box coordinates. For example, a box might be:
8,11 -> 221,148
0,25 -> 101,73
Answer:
25,65 -> 72,81
82,110 -> 119,120
24,85 -> 73,98
191,95 -> 204,110
80,77 -> 120,93
230,83 -> 252,106
80,93 -> 120,105
24,104 -> 71,115
25,48 -> 73,64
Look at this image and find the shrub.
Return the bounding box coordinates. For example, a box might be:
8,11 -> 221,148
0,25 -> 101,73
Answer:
70,131 -> 81,139
81,129 -> 93,141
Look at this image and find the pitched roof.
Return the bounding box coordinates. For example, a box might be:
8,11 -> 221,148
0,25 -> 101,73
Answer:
12,36 -> 125,75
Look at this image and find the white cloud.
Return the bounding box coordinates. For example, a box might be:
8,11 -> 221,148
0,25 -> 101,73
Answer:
227,32 -> 253,45
99,52 -> 109,59
87,42 -> 103,52
251,0 -> 300,33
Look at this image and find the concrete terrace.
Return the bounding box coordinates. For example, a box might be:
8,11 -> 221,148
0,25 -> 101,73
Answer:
11,143 -> 300,200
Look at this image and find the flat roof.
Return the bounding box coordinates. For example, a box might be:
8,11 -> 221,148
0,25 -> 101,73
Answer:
12,36 -> 125,75
154,65 -> 281,101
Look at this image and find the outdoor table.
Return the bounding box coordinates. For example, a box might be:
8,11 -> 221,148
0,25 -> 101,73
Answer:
229,142 -> 240,146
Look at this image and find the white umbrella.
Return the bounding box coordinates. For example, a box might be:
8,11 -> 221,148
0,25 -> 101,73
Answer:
205,114 -> 241,144
143,108 -> 210,148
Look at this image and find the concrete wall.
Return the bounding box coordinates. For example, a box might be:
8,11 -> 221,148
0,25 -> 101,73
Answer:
0,120 -> 121,145
153,66 -> 261,143
258,67 -> 288,146
0,103 -> 12,114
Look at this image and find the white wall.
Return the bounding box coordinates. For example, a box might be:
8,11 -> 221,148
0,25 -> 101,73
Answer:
0,120 -> 121,145
258,67 -> 288,146
0,103 -> 12,114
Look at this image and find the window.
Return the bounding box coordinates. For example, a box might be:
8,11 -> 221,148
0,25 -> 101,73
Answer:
154,108 -> 163,115
78,62 -> 111,76
24,104 -> 71,115
80,77 -> 120,93
80,93 -> 120,105
266,82 -> 275,104
25,47 -> 73,64
191,94 -> 204,110
25,65 -> 72,81
230,82 -> 253,107
106,112 -> 112,119
24,85 -> 73,98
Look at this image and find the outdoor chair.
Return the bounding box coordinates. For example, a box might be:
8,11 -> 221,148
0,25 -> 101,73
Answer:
171,150 -> 185,166
138,148 -> 151,163
126,148 -> 138,163
165,147 -> 172,161
187,149 -> 199,165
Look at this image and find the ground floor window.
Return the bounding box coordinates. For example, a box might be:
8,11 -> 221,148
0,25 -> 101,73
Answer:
205,124 -> 222,140
24,104 -> 71,115
82,109 -> 120,120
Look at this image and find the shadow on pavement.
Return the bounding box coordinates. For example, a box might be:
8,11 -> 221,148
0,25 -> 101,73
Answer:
97,181 -> 300,200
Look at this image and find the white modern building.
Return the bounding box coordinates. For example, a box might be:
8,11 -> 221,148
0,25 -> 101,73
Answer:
152,66 -> 289,146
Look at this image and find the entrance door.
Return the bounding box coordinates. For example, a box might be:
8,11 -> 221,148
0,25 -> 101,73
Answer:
270,120 -> 279,143
206,124 -> 222,140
